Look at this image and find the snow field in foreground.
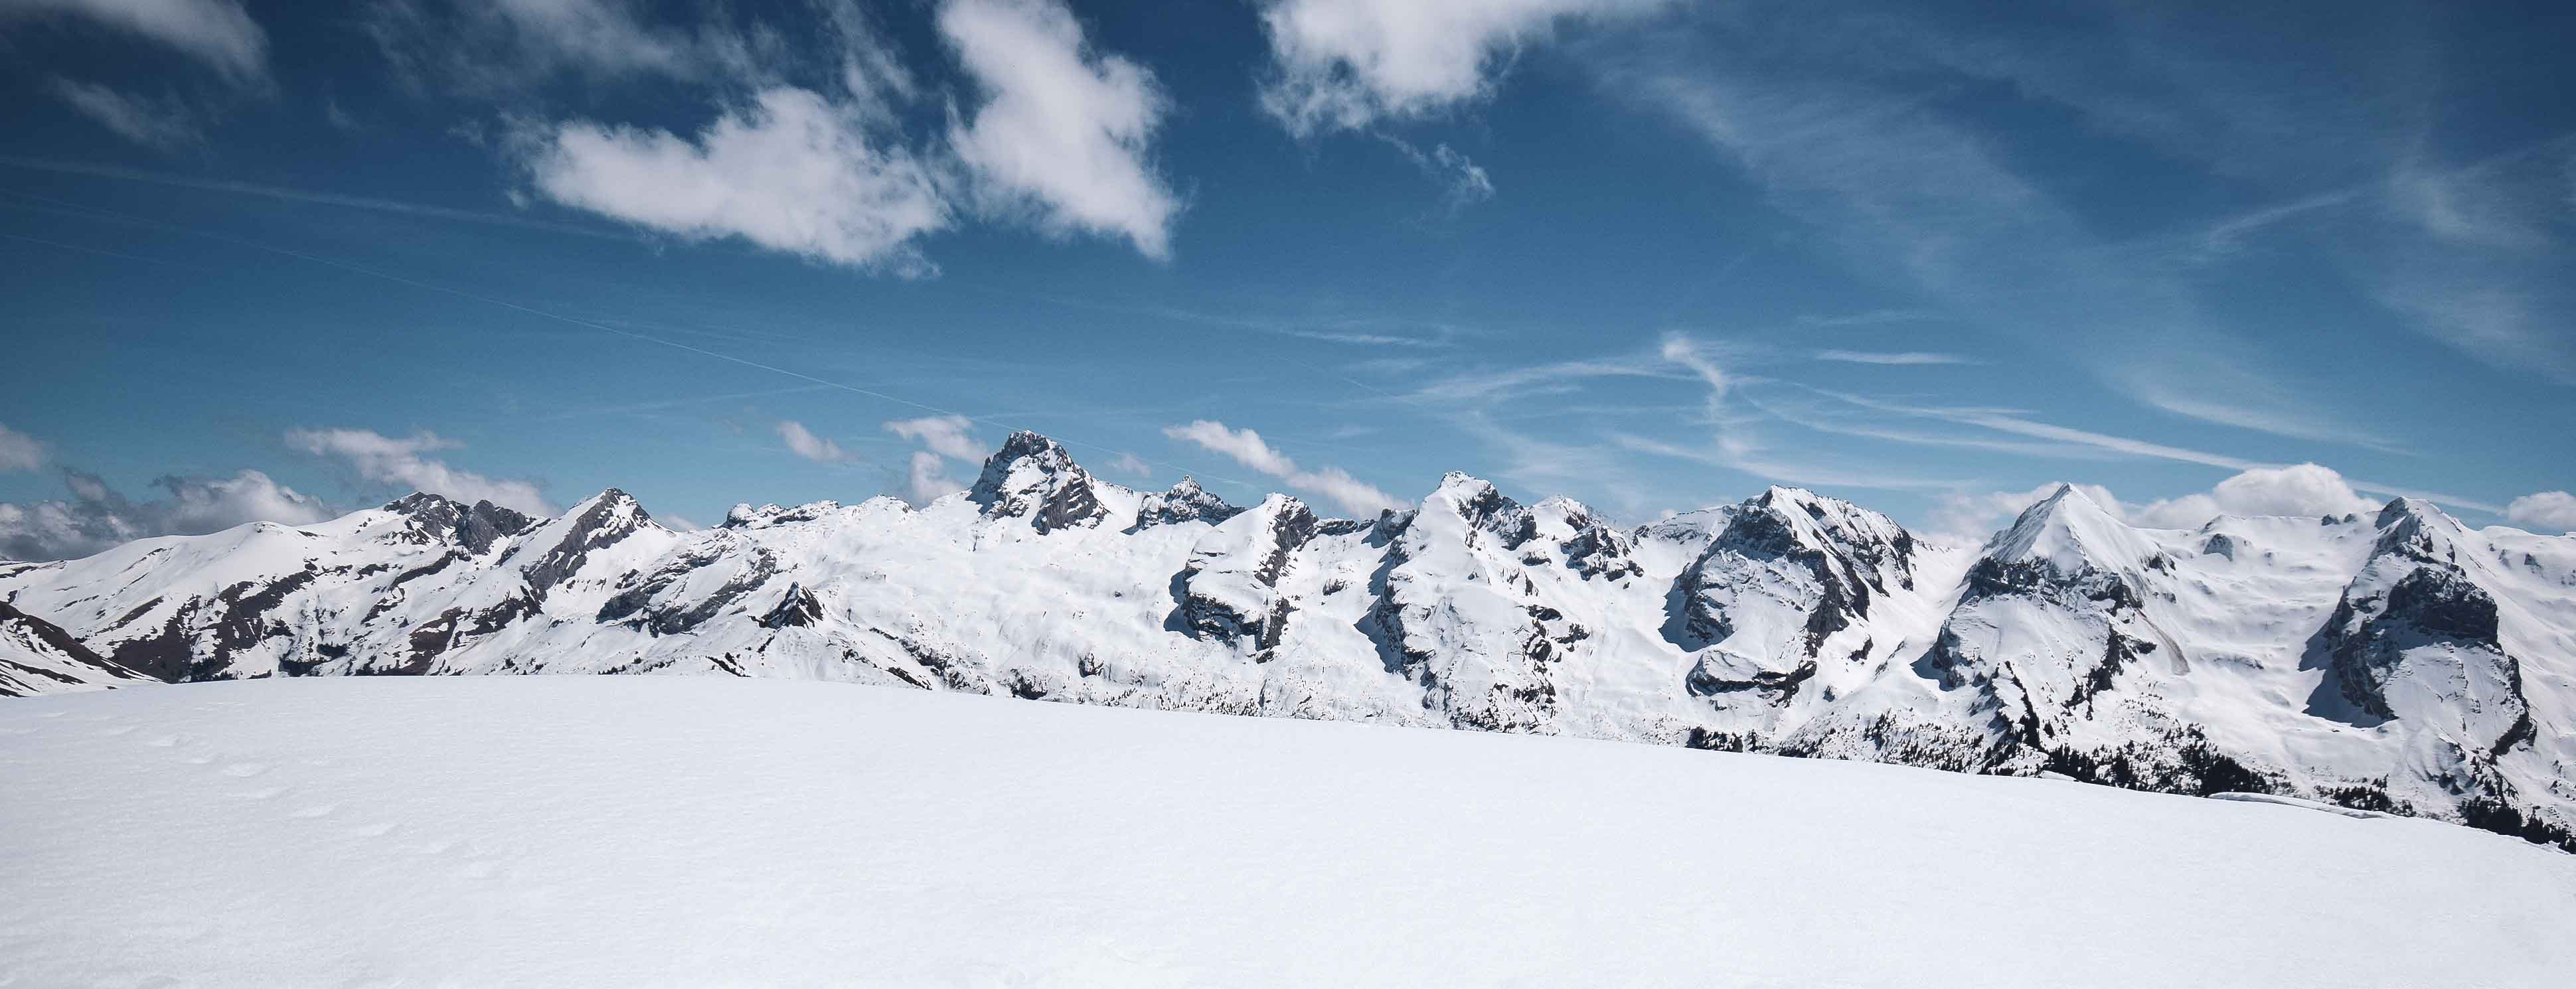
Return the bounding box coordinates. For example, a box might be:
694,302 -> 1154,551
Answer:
3,676 -> 2571,988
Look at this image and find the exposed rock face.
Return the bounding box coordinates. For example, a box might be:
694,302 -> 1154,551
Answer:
2320,500 -> 2529,759
1135,477 -> 1241,530
1173,495 -> 1316,652
759,583 -> 824,629
384,493 -> 538,555
517,490 -> 652,595
0,601 -> 157,697
971,432 -> 1112,534
5,441 -> 2573,854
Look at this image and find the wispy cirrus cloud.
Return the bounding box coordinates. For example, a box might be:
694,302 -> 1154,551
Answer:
7,0 -> 269,84
44,78 -> 201,148
1812,350 -> 1974,366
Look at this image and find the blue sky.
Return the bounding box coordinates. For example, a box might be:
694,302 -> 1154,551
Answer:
2,0 -> 2573,559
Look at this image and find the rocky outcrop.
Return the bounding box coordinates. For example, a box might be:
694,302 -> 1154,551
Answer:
971,432 -> 1112,534
0,601 -> 158,697
1135,477 -> 1241,530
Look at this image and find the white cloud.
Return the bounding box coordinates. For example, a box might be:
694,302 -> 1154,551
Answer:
883,416 -> 982,507
5,0 -> 268,83
359,0 -> 748,96
44,77 -> 201,147
1163,420 -> 1297,476
1255,0 -> 1664,135
882,415 -> 983,461
2125,463 -> 2377,529
1384,135 -> 1494,210
775,420 -> 855,463
1163,419 -> 1406,516
1109,451 -> 1151,477
519,87 -> 951,275
0,423 -> 46,473
2506,491 -> 2576,533
0,469 -> 331,562
285,427 -> 552,513
1928,464 -> 2385,543
898,450 -> 963,508
941,0 -> 1181,259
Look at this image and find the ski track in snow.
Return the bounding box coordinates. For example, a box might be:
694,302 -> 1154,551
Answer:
2,676 -> 2571,989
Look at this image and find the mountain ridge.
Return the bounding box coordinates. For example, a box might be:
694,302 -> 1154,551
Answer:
5,430 -> 2571,851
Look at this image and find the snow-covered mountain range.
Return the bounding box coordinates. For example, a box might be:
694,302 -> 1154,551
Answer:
5,431 -> 2571,850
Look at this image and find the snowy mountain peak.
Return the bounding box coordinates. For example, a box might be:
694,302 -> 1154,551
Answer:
1422,472 -> 1535,548
971,431 -> 1117,533
1135,475 -> 1241,530
1989,483 -> 2152,574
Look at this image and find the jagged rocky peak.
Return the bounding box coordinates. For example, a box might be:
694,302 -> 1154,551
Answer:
971,431 -> 1112,534
1530,496 -> 1643,581
1729,487 -> 1919,575
1424,472 -> 1537,549
1672,487 -> 1917,663
380,491 -> 539,554
2320,495 -> 2528,749
1172,495 -> 1318,651
1135,476 -> 1242,530
2370,496 -> 2470,564
515,488 -> 656,595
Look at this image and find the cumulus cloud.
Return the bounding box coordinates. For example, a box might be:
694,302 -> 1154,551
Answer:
44,77 -> 201,147
1163,419 -> 1406,516
2127,463 -> 2379,528
285,427 -> 552,513
897,450 -> 964,508
5,0 -> 269,83
519,87 -> 950,275
775,420 -> 855,463
0,423 -> 46,473
882,415 -> 983,461
2506,491 -> 2576,533
941,0 -> 1181,259
882,416 -> 983,507
0,469 -> 331,562
1255,0 -> 1664,136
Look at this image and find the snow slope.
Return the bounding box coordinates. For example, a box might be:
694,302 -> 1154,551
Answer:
3,676 -> 2569,989
3,433 -> 2573,851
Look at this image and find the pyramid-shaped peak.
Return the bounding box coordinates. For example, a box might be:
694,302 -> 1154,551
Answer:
1989,483 -> 2148,572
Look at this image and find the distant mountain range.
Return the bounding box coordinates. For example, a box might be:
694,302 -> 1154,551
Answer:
5,431 -> 2570,850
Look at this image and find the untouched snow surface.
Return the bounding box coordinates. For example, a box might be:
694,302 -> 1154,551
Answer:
4,676 -> 2571,989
